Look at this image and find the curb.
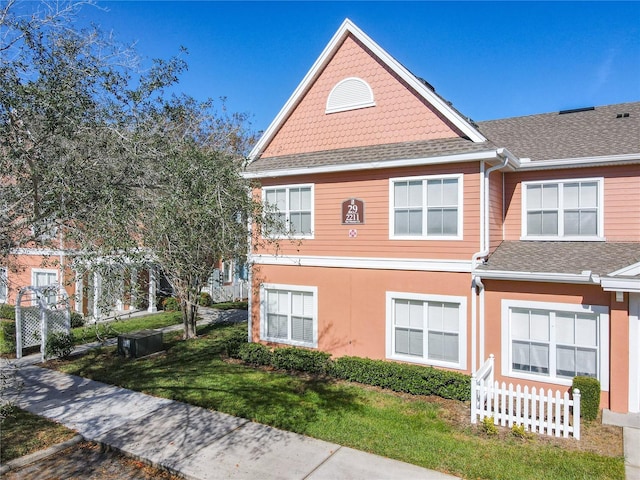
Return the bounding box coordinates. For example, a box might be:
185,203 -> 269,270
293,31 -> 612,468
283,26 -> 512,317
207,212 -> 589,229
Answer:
0,434 -> 84,475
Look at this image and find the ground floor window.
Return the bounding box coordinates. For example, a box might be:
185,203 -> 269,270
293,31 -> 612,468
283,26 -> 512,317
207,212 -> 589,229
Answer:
32,269 -> 58,305
261,283 -> 317,347
0,267 -> 7,303
501,299 -> 609,388
386,292 -> 467,369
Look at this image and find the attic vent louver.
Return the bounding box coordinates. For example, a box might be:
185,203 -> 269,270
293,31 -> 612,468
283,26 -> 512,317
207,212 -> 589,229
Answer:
326,77 -> 375,114
558,107 -> 595,115
616,113 -> 630,118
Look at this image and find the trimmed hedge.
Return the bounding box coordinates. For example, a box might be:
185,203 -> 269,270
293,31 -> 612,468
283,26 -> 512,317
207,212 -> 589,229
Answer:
233,342 -> 471,402
237,343 -> 272,366
271,347 -> 332,375
573,376 -> 601,421
0,320 -> 16,354
0,304 -> 15,320
331,356 -> 471,401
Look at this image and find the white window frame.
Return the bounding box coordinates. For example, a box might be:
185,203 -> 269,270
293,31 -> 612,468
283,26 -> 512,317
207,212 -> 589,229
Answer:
386,291 -> 467,370
262,184 -> 314,239
389,174 -> 463,240
222,260 -> 233,284
260,283 -> 318,348
0,267 -> 7,303
501,299 -> 609,389
31,268 -> 59,306
520,177 -> 604,240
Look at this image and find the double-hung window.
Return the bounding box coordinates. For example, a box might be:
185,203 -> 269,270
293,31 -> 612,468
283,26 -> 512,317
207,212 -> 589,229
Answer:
522,178 -> 603,239
390,174 -> 462,239
32,269 -> 58,305
502,300 -> 609,388
261,284 -> 317,347
263,184 -> 313,238
386,292 -> 467,369
0,267 -> 7,303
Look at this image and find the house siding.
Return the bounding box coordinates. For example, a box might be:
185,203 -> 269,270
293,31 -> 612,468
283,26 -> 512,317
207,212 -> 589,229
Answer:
482,280 -> 614,409
262,34 -> 462,158
255,162 -> 482,260
252,264 -> 473,371
503,165 -> 640,241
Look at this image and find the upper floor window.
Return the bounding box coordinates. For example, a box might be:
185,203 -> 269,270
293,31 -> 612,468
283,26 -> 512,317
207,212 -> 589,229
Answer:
390,174 -> 463,240
32,269 -> 58,305
326,77 -> 375,114
522,178 -> 603,240
263,184 -> 314,239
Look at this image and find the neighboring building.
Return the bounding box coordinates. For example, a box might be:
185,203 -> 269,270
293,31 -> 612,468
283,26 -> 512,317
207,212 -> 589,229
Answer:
243,19 -> 640,414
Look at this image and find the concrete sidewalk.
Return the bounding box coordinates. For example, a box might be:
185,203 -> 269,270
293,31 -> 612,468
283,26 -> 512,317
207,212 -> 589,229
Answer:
3,309 -> 458,479
9,365 -> 458,480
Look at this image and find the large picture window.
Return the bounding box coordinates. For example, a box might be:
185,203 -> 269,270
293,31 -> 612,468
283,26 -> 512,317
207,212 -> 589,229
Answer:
502,300 -> 609,388
261,284 -> 317,347
386,292 -> 467,369
32,269 -> 58,305
263,184 -> 313,238
390,175 -> 462,239
522,178 -> 603,239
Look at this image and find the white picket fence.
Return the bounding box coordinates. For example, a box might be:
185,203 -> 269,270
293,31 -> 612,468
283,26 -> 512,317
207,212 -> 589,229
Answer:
471,355 -> 581,439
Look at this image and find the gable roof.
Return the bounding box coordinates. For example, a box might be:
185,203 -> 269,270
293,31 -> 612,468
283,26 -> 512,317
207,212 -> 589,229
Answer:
478,102 -> 640,163
248,19 -> 486,162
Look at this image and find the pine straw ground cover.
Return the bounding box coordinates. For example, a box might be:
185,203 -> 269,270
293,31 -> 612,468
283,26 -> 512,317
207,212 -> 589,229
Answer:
48,321 -> 624,480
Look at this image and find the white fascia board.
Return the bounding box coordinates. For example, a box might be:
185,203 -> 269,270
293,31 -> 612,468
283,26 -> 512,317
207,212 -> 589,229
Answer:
475,269 -> 597,284
608,261 -> 640,277
251,254 -> 473,273
248,19 -> 485,162
242,149 -> 499,179
601,277 -> 640,293
10,248 -> 68,256
516,153 -> 640,171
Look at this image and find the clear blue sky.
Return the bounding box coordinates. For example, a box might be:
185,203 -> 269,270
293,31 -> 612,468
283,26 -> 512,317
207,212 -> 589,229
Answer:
82,1 -> 640,133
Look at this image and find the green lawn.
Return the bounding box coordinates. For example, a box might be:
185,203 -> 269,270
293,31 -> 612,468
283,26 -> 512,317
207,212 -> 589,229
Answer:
0,407 -> 76,463
53,322 -> 624,480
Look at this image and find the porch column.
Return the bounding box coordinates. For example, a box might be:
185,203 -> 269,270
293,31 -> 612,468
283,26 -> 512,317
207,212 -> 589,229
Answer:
74,271 -> 83,313
609,292 -> 629,413
147,267 -> 157,313
92,271 -> 101,320
130,268 -> 137,311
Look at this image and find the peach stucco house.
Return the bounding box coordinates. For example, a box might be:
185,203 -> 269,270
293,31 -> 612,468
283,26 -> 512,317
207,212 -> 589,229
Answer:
244,20 -> 640,414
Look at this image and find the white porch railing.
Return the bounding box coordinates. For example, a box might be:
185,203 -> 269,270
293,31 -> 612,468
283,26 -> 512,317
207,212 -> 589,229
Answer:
471,355 -> 581,439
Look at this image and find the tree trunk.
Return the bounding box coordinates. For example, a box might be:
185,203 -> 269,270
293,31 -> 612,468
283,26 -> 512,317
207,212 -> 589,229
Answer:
182,300 -> 198,339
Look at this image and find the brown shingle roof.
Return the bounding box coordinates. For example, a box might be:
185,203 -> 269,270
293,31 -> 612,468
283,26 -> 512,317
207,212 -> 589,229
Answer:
477,102 -> 640,161
477,241 -> 640,276
245,138 -> 496,174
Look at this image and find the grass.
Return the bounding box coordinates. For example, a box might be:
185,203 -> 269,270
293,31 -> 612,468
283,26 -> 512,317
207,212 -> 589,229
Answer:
52,322 -> 625,480
0,407 -> 76,463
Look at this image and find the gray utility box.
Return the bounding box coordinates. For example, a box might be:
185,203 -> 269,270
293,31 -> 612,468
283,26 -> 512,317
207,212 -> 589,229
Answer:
117,329 -> 163,358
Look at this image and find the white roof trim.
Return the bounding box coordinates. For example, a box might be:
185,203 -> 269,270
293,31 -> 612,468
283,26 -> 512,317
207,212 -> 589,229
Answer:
242,149 -> 499,179
248,18 -> 485,162
608,261 -> 640,277
601,277 -> 640,293
516,153 -> 640,171
474,269 -> 598,284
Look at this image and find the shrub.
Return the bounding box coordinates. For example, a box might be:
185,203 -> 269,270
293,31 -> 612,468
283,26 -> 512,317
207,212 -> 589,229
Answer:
0,304 -> 15,320
162,297 -> 180,312
511,423 -> 532,439
0,320 -> 16,354
198,292 -> 213,307
331,356 -> 471,401
45,332 -> 74,359
224,328 -> 248,358
481,416 -> 498,435
271,347 -> 332,375
70,312 -> 85,329
237,343 -> 272,366
573,376 -> 601,421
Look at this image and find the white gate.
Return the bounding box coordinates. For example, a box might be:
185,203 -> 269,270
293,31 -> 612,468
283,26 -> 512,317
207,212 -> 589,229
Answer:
15,285 -> 70,362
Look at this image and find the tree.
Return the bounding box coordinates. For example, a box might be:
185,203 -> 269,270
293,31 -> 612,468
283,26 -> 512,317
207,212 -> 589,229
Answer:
138,96 -> 259,338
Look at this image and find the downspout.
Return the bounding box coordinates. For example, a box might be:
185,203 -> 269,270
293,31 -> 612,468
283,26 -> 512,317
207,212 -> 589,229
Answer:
471,150 -> 510,372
